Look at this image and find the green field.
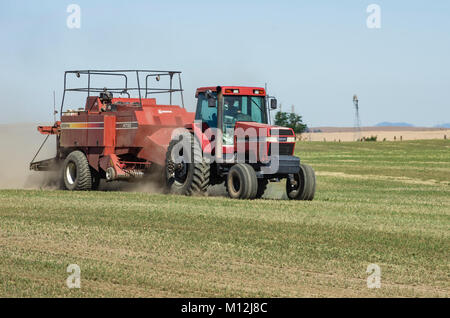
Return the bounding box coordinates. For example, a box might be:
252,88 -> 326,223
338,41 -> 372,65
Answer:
0,140 -> 449,297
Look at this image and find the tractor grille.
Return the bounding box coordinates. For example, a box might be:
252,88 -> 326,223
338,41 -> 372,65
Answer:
271,129 -> 294,136
268,143 -> 294,156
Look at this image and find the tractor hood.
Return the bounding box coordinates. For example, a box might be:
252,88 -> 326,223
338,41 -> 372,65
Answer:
234,122 -> 296,138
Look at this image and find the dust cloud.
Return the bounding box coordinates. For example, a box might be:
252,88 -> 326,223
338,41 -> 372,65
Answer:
0,123 -> 56,189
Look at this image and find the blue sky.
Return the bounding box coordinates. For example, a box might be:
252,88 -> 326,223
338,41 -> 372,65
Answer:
1,0 -> 449,127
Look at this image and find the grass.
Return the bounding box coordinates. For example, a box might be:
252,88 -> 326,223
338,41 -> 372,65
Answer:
0,140 -> 449,297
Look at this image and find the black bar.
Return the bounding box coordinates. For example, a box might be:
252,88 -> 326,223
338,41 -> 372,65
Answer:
178,73 -> 185,108
0,298 -> 439,316
136,70 -> 141,104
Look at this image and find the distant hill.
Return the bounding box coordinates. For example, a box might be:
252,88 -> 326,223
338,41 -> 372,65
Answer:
434,123 -> 450,128
308,126 -> 444,133
376,122 -> 414,127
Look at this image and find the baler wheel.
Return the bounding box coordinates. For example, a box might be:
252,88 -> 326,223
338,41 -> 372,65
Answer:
165,134 -> 210,196
62,151 -> 93,191
286,164 -> 316,201
226,163 -> 258,200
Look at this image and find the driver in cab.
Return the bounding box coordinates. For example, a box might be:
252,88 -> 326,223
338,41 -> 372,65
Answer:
224,97 -> 241,119
223,97 -> 241,145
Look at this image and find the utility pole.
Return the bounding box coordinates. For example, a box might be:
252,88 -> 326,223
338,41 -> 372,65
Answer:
353,94 -> 361,141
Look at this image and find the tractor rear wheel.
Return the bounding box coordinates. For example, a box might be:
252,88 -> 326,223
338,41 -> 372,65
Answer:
63,151 -> 93,191
286,164 -> 316,201
165,134 -> 210,196
226,163 -> 258,200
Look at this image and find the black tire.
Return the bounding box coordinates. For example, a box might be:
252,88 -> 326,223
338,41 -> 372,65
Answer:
226,163 -> 258,200
165,134 -> 210,196
63,151 -> 93,191
242,164 -> 258,199
255,179 -> 269,199
286,164 -> 316,201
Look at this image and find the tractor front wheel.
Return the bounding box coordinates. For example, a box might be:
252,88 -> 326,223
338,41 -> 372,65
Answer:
286,164 -> 316,201
226,164 -> 258,200
63,151 -> 93,191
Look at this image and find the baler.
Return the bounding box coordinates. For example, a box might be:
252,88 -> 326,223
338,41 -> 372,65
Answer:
31,70 -> 315,200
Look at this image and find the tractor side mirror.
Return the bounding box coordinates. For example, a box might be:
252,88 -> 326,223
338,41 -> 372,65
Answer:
270,98 -> 278,110
205,90 -> 216,108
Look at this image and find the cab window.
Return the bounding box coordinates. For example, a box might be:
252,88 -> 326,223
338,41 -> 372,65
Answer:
195,93 -> 217,128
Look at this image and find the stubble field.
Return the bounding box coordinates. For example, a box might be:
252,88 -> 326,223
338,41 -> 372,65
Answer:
0,140 -> 449,297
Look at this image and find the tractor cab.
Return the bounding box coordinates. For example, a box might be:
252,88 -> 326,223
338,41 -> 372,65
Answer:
195,86 -> 277,145
194,86 -> 296,159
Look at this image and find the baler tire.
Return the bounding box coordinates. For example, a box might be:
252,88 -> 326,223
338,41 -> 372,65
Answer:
286,164 -> 316,201
255,179 -> 269,199
63,151 -> 93,191
165,135 -> 210,196
226,163 -> 257,200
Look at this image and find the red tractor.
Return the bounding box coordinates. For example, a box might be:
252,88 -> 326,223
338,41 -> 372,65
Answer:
31,70 -> 315,200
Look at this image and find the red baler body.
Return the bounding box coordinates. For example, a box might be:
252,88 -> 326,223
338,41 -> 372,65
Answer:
36,95 -> 195,178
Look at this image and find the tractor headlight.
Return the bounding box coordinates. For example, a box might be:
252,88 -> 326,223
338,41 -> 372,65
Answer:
265,137 -> 296,142
266,137 -> 278,142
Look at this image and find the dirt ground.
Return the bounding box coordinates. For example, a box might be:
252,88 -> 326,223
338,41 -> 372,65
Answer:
303,127 -> 450,142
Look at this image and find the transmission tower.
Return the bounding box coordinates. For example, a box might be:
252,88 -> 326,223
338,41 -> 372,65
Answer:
353,94 -> 361,141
